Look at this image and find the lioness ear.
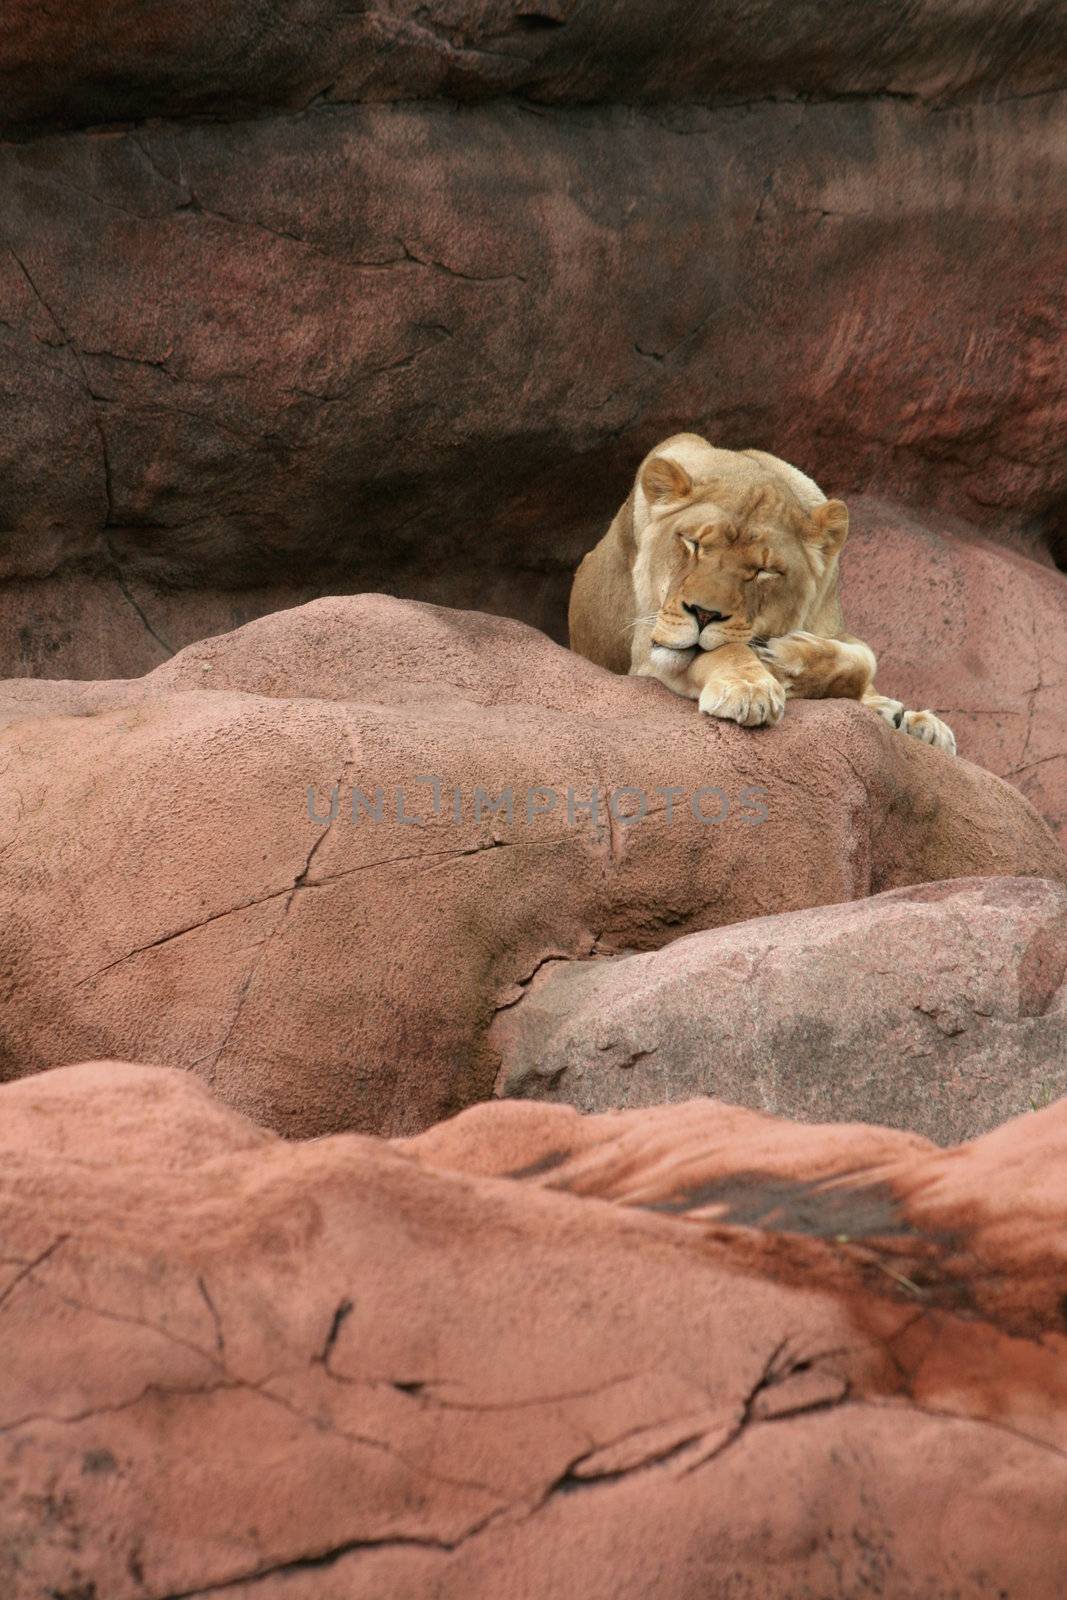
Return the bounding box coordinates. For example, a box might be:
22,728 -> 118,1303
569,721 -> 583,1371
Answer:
641,455 -> 693,504
806,498 -> 849,554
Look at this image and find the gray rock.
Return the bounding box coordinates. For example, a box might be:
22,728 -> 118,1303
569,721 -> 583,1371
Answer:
493,876 -> 1067,1144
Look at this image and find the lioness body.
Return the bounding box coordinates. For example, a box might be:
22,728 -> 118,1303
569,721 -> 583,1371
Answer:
569,433 -> 955,750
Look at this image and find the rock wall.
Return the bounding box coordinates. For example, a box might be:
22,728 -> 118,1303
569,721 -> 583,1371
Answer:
1,4 -> 1065,659
841,499 -> 1067,846
2,95 -> 1064,596
5,2 -> 1067,129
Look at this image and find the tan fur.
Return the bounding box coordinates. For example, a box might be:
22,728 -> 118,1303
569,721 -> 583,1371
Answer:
568,433 -> 956,750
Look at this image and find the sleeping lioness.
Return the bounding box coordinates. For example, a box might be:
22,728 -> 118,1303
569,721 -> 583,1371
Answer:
568,433 -> 956,753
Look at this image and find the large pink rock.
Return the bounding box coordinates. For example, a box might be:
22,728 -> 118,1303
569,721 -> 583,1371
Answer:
493,875 -> 1067,1143
842,497 -> 1067,847
0,596 -> 1061,1138
4,1059 -> 1067,1597
5,497 -> 1062,872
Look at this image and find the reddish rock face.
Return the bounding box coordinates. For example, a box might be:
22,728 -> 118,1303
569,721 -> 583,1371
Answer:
0,596 -> 1061,1138
1,0 -> 1064,797
4,1059 -> 1067,1598
493,875 -> 1067,1143
842,498 -> 1067,848
0,95 -> 1063,642
4,0 -> 1066,129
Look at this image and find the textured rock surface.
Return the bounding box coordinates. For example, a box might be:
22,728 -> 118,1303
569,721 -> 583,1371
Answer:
494,875 -> 1067,1143
5,0 -> 1067,130
4,1059 -> 1067,1598
5,491 -> 1063,862
842,499 -> 1067,847
0,564 -> 574,679
0,94 -> 1063,624
2,0 -> 1065,724
0,595 -> 1061,1138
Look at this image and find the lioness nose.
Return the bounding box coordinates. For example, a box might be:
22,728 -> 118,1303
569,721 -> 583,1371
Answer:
684,602 -> 729,629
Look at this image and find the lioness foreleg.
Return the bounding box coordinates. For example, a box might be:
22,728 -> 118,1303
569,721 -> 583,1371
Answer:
754,632 -> 957,754
751,631 -> 876,701
687,642 -> 786,728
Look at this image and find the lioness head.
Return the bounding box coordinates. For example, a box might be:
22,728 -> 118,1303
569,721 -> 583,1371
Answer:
640,455 -> 849,673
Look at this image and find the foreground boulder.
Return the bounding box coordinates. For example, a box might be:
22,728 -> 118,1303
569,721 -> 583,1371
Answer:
0,596 -> 1062,1138
494,875 -> 1067,1143
3,1060 -> 1067,1597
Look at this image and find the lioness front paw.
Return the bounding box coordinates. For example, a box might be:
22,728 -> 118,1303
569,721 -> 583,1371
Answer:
698,674 -> 786,728
900,708 -> 957,755
754,633 -> 877,700
750,630 -> 818,680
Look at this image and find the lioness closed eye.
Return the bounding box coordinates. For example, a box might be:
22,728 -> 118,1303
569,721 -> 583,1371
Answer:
568,432 -> 956,754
